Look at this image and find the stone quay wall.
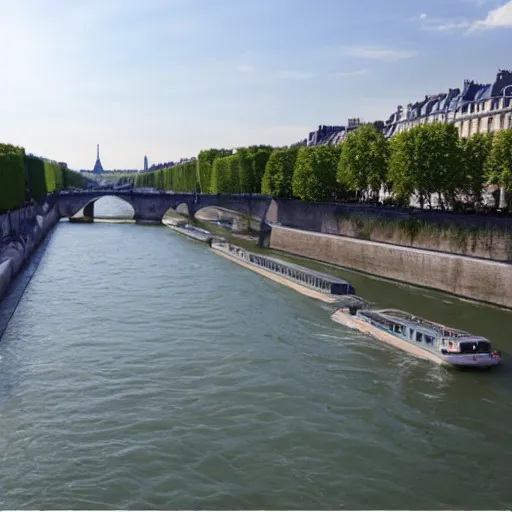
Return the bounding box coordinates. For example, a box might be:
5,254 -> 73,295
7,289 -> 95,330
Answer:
268,199 -> 512,262
269,225 -> 512,309
0,203 -> 60,300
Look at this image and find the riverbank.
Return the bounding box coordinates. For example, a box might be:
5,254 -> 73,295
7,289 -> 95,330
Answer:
0,203 -> 60,302
269,225 -> 512,310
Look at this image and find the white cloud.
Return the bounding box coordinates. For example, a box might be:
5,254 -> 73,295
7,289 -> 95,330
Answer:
419,13 -> 428,20
334,69 -> 369,77
470,0 -> 512,30
340,45 -> 417,61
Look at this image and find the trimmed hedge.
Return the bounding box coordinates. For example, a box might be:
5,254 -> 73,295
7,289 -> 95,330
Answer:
1,143 -> 85,212
0,143 -> 26,212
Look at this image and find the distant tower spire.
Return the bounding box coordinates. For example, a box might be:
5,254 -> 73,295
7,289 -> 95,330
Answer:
92,143 -> 104,174
144,155 -> 148,172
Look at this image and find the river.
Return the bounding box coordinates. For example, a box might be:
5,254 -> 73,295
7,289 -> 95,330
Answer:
1,197 -> 511,510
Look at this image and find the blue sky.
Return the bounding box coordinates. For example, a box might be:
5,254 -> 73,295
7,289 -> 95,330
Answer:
0,0 -> 511,170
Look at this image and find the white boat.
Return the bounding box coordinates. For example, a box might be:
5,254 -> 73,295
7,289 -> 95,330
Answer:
331,297 -> 501,368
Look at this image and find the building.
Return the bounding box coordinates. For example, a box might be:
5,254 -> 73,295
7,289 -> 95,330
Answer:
92,144 -> 104,174
144,155 -> 148,172
383,69 -> 512,139
307,118 -> 370,146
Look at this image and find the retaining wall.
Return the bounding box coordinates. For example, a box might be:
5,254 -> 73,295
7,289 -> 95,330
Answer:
269,225 -> 512,309
0,203 -> 60,301
269,199 -> 512,262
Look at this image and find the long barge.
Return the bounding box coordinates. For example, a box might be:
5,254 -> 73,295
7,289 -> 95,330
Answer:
210,239 -> 355,303
331,296 -> 501,368
163,219 -> 213,244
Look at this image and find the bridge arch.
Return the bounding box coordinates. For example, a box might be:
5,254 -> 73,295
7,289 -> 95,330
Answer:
64,194 -> 136,220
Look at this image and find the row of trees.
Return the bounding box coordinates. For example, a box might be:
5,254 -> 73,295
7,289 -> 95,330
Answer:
131,124 -> 512,209
0,143 -> 85,213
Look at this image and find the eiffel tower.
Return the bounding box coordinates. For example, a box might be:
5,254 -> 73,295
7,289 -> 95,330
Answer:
92,144 -> 104,174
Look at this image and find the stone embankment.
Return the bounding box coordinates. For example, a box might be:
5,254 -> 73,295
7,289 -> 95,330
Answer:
269,225 -> 512,310
0,203 -> 60,300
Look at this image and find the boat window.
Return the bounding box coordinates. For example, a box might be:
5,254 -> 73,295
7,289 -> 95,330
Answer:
416,332 -> 423,342
393,324 -> 404,334
425,335 -> 434,344
459,341 -> 491,354
409,329 -> 414,340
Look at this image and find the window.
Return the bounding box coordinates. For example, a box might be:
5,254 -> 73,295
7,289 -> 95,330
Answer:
393,324 -> 404,334
416,332 -> 423,342
425,335 -> 434,344
488,117 -> 494,132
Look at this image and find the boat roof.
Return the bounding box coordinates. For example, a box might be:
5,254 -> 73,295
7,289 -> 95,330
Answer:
333,295 -> 373,309
364,308 -> 488,340
243,250 -> 353,285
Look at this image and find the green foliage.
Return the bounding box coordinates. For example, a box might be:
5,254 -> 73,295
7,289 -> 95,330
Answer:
388,131 -> 416,203
250,146 -> 273,193
211,155 -> 231,193
197,149 -> 232,193
134,160 -> 198,192
460,132 -> 494,204
338,124 -> 389,194
26,155 -> 47,204
292,145 -> 341,201
62,168 -> 85,189
487,129 -> 512,192
43,161 -> 63,193
261,147 -> 298,197
0,143 -> 26,212
388,124 -> 463,208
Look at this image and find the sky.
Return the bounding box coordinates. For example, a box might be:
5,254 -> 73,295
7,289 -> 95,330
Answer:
0,0 -> 511,170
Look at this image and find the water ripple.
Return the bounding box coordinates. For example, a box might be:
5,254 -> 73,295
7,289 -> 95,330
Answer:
1,215 -> 512,509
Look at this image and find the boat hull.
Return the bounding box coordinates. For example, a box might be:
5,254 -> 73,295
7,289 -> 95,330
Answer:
442,353 -> 501,368
331,310 -> 501,368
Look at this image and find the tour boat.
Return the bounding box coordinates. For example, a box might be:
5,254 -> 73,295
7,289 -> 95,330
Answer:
331,297 -> 501,368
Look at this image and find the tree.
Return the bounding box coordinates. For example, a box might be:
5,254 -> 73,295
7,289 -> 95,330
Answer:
429,123 -> 464,208
338,124 -> 389,198
250,146 -> 273,193
387,131 -> 415,204
487,129 -> 512,191
460,132 -> 494,207
211,156 -> 231,193
261,147 -> 298,197
292,145 -> 341,201
387,124 -> 462,209
197,148 -> 232,193
0,143 -> 26,212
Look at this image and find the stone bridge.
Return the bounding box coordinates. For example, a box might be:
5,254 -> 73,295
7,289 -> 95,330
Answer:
54,189 -> 274,224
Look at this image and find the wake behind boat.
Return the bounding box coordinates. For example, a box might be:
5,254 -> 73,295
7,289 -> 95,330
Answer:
331,297 -> 501,368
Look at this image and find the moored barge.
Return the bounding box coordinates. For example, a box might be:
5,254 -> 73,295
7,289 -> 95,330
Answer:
163,219 -> 213,243
331,297 -> 501,368
210,239 -> 355,303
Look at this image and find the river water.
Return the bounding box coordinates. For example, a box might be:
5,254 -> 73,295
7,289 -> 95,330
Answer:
1,197 -> 512,510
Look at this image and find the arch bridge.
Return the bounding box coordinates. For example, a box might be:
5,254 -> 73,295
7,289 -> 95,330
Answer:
55,189 -> 274,226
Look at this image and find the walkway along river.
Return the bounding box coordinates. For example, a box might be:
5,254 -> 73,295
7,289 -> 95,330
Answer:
1,197 -> 512,510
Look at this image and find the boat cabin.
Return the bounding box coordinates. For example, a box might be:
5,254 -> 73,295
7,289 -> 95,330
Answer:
356,308 -> 493,354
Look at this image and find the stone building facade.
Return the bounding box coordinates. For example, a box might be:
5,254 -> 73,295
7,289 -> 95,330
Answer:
383,69 -> 512,139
